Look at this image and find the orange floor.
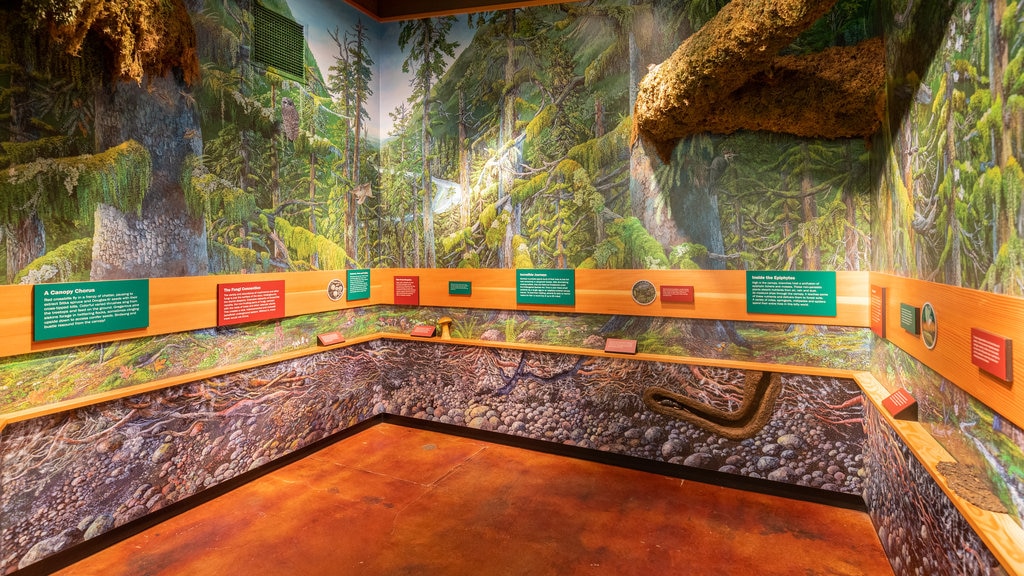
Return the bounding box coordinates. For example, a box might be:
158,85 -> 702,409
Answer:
55,423 -> 893,576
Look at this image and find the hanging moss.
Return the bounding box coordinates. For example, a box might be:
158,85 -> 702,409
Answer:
441,226 -> 473,253
610,217 -> 669,269
479,202 -> 498,229
567,117 -> 630,175
512,234 -> 534,269
0,136 -> 76,168
525,104 -> 556,140
668,243 -> 708,270
0,140 -> 150,225
983,236 -> 1024,296
208,240 -> 262,274
181,154 -> 258,224
511,173 -> 548,204
13,237 -> 92,284
274,217 -> 351,270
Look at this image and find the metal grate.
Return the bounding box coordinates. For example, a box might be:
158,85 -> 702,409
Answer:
253,3 -> 305,83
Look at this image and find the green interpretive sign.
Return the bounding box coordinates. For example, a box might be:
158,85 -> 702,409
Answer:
516,269 -> 575,306
448,281 -> 472,295
746,271 -> 836,317
899,303 -> 920,334
347,269 -> 371,301
33,279 -> 149,342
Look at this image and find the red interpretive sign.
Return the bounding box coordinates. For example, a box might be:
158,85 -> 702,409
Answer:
881,388 -> 918,420
317,332 -> 345,346
410,325 -> 436,338
870,285 -> 887,339
604,338 -> 638,354
394,275 -> 420,306
660,285 -> 695,304
217,281 -> 285,326
971,328 -> 1013,382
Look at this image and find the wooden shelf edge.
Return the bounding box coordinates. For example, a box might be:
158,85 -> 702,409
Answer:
854,371 -> 1024,576
0,334 -> 856,430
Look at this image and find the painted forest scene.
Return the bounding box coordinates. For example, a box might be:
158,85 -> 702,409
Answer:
878,0 -> 1024,295
0,0 -> 880,286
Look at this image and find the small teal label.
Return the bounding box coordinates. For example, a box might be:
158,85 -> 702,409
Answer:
900,303 -> 920,334
33,279 -> 149,341
346,269 -> 371,301
449,281 -> 472,295
746,271 -> 836,316
516,269 -> 575,306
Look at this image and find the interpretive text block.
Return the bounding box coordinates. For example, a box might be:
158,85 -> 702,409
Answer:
347,269 -> 371,301
882,388 -> 918,421
870,285 -> 887,339
899,303 -> 919,335
394,275 -> 420,306
317,332 -> 345,346
660,285 -> 695,304
516,269 -> 575,306
745,271 -> 836,316
604,338 -> 638,354
217,281 -> 285,326
448,281 -> 472,295
971,328 -> 1013,382
33,279 -> 149,341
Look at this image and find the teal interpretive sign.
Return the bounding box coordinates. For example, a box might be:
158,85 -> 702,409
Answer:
516,269 -> 575,306
346,269 -> 371,301
33,279 -> 149,342
746,271 -> 836,316
448,281 -> 472,296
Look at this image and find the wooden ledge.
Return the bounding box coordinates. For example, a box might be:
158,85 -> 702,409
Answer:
0,333 -> 857,431
855,372 -> 1024,576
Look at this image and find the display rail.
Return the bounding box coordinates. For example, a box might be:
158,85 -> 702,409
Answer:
856,372 -> 1024,576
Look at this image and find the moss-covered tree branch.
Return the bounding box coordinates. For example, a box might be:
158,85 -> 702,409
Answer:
632,0 -> 884,161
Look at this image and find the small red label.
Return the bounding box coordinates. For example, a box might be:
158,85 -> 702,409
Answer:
881,388 -> 917,419
317,332 -> 345,346
217,281 -> 285,326
971,328 -> 1013,382
410,325 -> 435,337
394,275 -> 420,306
604,338 -> 638,354
660,285 -> 695,303
870,285 -> 887,339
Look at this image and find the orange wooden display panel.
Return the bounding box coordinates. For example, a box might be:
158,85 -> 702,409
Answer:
0,269 -> 870,359
870,273 -> 1024,430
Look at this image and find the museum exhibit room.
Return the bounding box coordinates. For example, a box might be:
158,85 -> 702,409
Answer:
1,0 -> 1024,574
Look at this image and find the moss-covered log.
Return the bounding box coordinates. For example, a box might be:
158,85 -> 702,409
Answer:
632,0 -> 885,161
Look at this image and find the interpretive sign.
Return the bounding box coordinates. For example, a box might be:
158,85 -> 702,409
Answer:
347,269 -> 370,301
745,271 -> 836,316
971,328 -> 1013,382
870,285 -> 887,339
410,325 -> 436,337
317,332 -> 345,346
515,269 -> 575,306
394,275 -> 420,306
660,285 -> 695,304
899,303 -> 919,335
882,388 -> 918,420
604,338 -> 638,354
217,280 -> 284,326
33,279 -> 149,342
449,281 -> 472,296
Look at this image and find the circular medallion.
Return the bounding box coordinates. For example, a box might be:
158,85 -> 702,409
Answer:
921,302 -> 937,349
327,278 -> 345,301
631,280 -> 656,306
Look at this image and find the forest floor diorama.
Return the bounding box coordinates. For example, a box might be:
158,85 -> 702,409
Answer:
0,307 -> 871,415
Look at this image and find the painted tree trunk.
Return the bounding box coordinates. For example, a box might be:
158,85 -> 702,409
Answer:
6,214 -> 46,283
91,74 -> 208,280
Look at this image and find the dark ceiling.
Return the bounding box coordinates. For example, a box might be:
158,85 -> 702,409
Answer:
345,0 -> 566,21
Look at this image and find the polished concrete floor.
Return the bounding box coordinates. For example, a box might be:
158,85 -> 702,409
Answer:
56,423 -> 893,575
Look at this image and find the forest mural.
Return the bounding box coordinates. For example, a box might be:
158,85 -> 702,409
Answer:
872,0 -> 1024,536
0,0 -> 379,284
0,0 -> 878,286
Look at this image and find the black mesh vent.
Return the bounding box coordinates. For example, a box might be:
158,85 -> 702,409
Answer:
253,3 -> 305,83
